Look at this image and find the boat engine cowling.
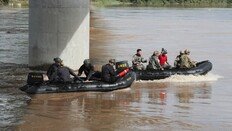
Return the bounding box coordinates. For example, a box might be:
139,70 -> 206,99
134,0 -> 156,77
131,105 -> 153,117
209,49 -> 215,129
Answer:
116,61 -> 129,70
27,72 -> 44,85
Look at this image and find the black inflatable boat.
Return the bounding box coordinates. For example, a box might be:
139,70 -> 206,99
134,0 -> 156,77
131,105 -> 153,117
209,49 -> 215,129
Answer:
135,60 -> 212,80
20,71 -> 136,94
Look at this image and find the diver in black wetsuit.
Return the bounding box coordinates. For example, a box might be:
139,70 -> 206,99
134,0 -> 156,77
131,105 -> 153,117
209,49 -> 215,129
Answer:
78,59 -> 101,81
47,57 -> 62,82
57,61 -> 83,83
101,59 -> 117,83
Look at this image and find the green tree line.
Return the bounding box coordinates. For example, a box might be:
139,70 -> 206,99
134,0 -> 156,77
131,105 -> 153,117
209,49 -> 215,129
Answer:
0,0 -> 9,5
94,0 -> 232,7
1,0 -> 28,6
1,0 -> 232,7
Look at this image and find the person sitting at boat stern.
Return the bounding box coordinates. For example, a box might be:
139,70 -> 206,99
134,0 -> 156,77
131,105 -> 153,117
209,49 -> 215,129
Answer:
147,51 -> 163,70
132,49 -> 147,70
47,57 -> 62,82
78,59 -> 101,81
174,51 -> 184,69
101,59 -> 117,83
57,61 -> 83,83
158,48 -> 171,69
180,49 -> 196,69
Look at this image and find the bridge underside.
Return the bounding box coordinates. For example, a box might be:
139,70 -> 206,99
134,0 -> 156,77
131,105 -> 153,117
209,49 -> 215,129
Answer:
29,0 -> 89,69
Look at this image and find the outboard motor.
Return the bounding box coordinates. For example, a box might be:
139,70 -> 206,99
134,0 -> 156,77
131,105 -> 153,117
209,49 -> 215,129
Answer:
27,72 -> 44,85
116,61 -> 130,78
116,61 -> 129,70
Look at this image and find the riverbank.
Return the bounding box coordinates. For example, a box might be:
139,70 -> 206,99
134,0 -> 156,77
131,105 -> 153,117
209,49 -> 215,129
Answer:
93,0 -> 232,8
0,0 -> 28,8
1,0 -> 232,8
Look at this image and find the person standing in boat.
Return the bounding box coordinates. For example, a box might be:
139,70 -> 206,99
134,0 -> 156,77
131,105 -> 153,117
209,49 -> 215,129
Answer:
180,49 -> 196,68
174,51 -> 184,69
57,60 -> 83,83
101,59 -> 117,83
158,48 -> 171,69
146,51 -> 164,70
132,49 -> 147,70
78,59 -> 101,81
47,57 -> 62,82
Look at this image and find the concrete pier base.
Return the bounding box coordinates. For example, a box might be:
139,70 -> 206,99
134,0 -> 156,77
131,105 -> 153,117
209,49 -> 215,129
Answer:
29,0 -> 89,69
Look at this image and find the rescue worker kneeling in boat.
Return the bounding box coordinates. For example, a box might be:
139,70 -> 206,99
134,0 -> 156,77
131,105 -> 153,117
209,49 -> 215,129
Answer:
174,51 -> 184,69
180,49 -> 196,69
146,51 -> 164,70
101,59 -> 117,83
57,60 -> 83,83
47,57 -> 62,82
158,48 -> 171,69
132,49 -> 147,70
78,59 -> 101,81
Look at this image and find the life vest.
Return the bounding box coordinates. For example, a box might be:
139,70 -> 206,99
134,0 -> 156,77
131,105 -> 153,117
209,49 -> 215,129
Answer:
159,54 -> 167,66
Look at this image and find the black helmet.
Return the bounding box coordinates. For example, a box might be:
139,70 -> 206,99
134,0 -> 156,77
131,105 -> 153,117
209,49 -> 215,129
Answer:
161,48 -> 167,54
84,59 -> 90,66
109,59 -> 116,65
53,57 -> 62,63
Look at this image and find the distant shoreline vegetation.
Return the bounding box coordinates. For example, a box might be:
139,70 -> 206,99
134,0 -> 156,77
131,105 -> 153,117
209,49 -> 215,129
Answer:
0,0 -> 28,7
93,0 -> 232,7
1,0 -> 232,8
0,0 -> 9,5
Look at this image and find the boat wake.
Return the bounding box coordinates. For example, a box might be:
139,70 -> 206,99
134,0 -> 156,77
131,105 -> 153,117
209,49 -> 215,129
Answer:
137,73 -> 223,83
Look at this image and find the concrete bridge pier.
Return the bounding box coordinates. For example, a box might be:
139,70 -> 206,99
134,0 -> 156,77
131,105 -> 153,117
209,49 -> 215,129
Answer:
29,0 -> 89,69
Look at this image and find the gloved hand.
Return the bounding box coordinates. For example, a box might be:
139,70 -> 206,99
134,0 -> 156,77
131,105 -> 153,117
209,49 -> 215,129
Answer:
74,76 -> 83,83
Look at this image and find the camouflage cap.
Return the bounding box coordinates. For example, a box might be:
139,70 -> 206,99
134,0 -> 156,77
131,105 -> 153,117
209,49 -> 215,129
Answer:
153,51 -> 159,55
180,50 -> 184,54
109,59 -> 116,65
184,49 -> 190,54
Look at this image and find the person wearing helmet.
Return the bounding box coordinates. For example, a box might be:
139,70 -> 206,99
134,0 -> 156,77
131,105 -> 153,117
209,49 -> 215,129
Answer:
158,48 -> 171,69
57,61 -> 83,83
101,59 -> 117,83
47,57 -> 62,82
174,50 -> 184,68
180,49 -> 196,68
146,51 -> 163,70
78,59 -> 101,81
132,49 -> 147,70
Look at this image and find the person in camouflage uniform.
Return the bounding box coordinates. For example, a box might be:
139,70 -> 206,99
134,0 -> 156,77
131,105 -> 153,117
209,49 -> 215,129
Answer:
174,50 -> 184,68
146,51 -> 163,70
180,49 -> 196,68
132,49 -> 147,70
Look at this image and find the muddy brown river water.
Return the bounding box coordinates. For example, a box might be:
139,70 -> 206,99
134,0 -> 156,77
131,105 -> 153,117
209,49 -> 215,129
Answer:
0,7 -> 231,130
